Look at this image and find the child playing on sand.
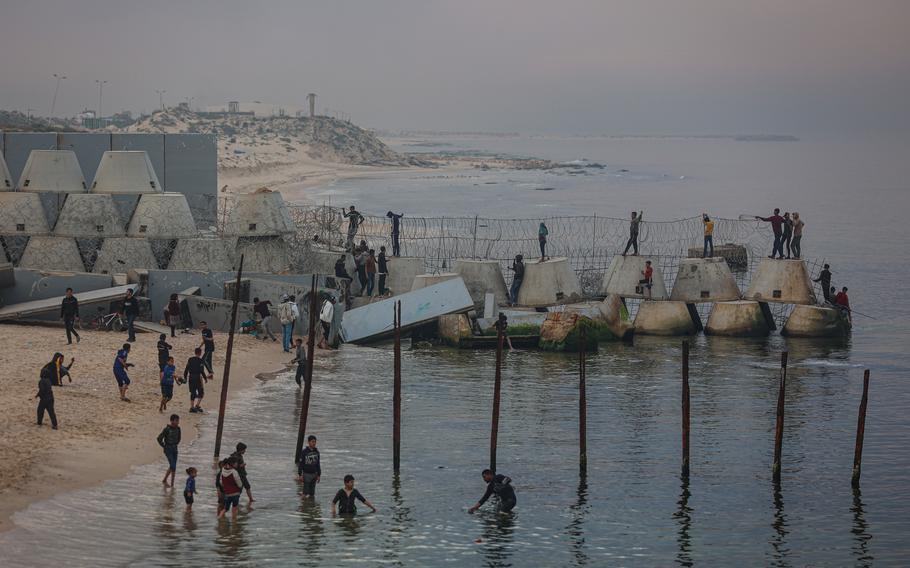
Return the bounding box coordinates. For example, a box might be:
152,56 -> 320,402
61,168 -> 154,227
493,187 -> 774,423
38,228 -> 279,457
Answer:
184,467 -> 197,511
159,356 -> 176,413
113,343 -> 134,402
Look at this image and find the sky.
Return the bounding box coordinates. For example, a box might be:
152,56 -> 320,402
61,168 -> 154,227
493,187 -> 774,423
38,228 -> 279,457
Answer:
1,0 -> 909,135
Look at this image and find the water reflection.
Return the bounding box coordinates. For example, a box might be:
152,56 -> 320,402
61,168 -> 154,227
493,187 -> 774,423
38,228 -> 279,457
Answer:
850,487 -> 873,567
673,474 -> 693,567
380,474 -> 414,567
214,513 -> 251,563
769,485 -> 790,568
566,474 -> 590,566
298,497 -> 325,563
479,511 -> 516,568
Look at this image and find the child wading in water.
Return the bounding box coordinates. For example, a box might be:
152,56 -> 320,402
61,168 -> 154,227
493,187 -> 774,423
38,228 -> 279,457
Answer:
218,457 -> 244,520
159,356 -> 176,413
331,474 -> 377,516
184,467 -> 197,511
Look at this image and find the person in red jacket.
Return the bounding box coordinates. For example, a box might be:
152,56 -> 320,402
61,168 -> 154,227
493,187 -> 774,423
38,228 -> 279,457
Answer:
218,457 -> 243,520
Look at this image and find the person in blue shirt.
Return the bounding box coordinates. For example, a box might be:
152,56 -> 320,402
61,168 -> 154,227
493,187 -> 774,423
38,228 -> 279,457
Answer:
113,343 -> 134,402
184,467 -> 197,511
159,356 -> 176,413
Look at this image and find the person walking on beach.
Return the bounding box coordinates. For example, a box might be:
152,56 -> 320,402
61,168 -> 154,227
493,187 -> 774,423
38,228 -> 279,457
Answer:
36,358 -> 59,429
218,457 -> 243,520
159,356 -> 176,413
639,260 -> 654,300
377,246 -> 390,296
622,211 -> 642,256
291,337 -> 306,386
277,295 -> 296,353
343,206 -> 365,251
121,288 -> 139,343
508,254 -> 525,306
387,211 -> 404,256
157,333 -> 172,373
165,294 -> 181,338
113,343 -> 134,402
199,321 -> 215,375
702,213 -> 715,258
230,442 -> 255,504
756,208 -> 785,259
782,212 -> 794,258
298,435 -> 321,499
156,414 -> 181,487
253,297 -> 277,342
331,475 -> 377,516
184,467 -> 197,511
60,287 -> 80,345
791,212 -> 805,259
318,297 -> 335,349
814,264 -> 832,303
365,249 -> 377,297
538,222 -> 549,262
183,347 -> 208,413
468,470 -> 517,514
494,312 -> 514,351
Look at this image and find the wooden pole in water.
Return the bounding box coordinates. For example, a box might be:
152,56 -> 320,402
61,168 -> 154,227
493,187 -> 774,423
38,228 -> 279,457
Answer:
851,369 -> 871,487
490,324 -> 504,472
294,275 -> 319,464
213,254 -> 244,461
579,326 -> 588,473
772,351 -> 788,484
393,300 -> 402,473
682,340 -> 690,477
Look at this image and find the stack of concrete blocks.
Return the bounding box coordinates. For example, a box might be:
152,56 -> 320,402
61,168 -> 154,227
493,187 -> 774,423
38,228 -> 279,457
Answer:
127,192 -> 199,269
454,259 -> 509,312
0,193 -> 50,236
18,236 -> 87,272
225,190 -> 295,273
516,257 -> 583,307
168,238 -> 236,271
600,256 -> 689,336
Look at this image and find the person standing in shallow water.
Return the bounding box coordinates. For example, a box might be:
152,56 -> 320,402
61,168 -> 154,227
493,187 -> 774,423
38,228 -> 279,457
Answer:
156,414 -> 181,487
298,435 -> 321,499
468,469 -> 517,513
290,337 -> 306,386
331,475 -> 377,516
538,222 -> 549,261
60,287 -> 80,345
230,442 -> 255,504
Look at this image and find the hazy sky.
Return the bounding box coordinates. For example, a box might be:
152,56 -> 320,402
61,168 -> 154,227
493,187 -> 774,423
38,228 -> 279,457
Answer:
2,0 -> 909,135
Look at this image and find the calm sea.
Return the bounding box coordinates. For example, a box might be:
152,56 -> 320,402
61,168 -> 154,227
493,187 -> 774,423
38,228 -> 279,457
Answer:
2,135 -> 908,567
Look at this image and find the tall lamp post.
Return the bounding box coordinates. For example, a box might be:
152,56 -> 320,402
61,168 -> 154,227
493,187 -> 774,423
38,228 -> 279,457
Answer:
50,73 -> 66,116
95,79 -> 108,122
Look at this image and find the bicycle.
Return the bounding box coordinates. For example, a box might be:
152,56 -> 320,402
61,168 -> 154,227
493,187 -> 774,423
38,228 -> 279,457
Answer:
85,307 -> 126,332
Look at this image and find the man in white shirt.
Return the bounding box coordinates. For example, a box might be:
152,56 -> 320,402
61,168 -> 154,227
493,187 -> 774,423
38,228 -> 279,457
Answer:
318,297 -> 335,349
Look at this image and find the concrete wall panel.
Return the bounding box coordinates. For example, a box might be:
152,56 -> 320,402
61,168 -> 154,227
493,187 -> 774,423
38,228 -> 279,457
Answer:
165,134 -> 217,226
57,132 -> 110,182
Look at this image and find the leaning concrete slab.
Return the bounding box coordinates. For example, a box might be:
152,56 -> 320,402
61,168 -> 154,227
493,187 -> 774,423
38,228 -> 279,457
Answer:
781,304 -> 851,337
599,255 -> 669,300
18,150 -> 87,192
670,257 -> 741,302
0,193 -> 51,235
634,300 -> 698,336
168,238 -> 236,271
92,238 -> 158,274
53,194 -> 125,237
127,193 -> 198,238
0,268 -> 112,306
234,237 -> 291,273
90,151 -> 162,194
705,300 -> 771,337
19,237 -> 86,272
516,257 -> 583,307
224,189 -> 295,236
0,283 -> 137,321
179,294 -> 254,332
744,258 -> 816,305
454,259 -> 509,309
0,153 -> 13,190
341,277 -> 474,344
411,272 -> 459,291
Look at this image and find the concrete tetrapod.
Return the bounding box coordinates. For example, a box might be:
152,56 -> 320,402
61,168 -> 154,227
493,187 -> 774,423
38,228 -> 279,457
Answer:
599,255 -> 669,300
0,193 -> 50,235
127,193 -> 198,238
19,237 -> 86,272
516,257 -> 582,307
781,304 -> 851,337
454,259 -> 509,310
234,237 -> 291,273
384,257 -> 424,296
224,189 -> 295,236
18,150 -> 87,193
634,300 -> 699,336
0,153 -> 13,190
670,257 -> 740,302
92,238 -> 158,274
411,272 -> 459,291
168,238 -> 236,271
704,300 -> 772,337
90,151 -> 162,194
744,258 -> 816,305
53,194 -> 125,237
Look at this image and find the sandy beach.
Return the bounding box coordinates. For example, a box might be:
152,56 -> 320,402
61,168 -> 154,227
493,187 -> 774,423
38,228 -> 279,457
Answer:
0,323 -> 296,531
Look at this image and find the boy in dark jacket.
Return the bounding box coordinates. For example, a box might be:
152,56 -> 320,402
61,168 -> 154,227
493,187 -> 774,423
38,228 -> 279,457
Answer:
156,414 -> 181,487
60,288 -> 80,344
36,366 -> 58,429
297,435 -> 321,498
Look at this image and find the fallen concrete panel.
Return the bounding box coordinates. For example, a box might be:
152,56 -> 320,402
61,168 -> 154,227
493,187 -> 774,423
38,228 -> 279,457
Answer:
19,237 -> 86,272
341,277 -> 474,344
53,194 -> 125,237
670,257 -> 740,302
179,293 -> 254,332
18,150 -> 87,193
599,255 -> 669,300
0,193 -> 51,235
90,151 -> 161,194
127,193 -> 198,238
0,283 -> 137,320
0,268 -> 112,307
411,272 -> 459,291
744,258 -> 816,305
516,257 -> 583,306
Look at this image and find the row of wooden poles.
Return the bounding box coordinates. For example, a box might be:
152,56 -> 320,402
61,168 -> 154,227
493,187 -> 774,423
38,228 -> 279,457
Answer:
211,258 -> 872,486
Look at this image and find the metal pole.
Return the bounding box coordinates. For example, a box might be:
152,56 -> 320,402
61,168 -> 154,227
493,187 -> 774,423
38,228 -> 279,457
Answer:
851,369 -> 871,487
772,351 -> 788,484
579,326 -> 587,473
295,275 -> 319,463
393,301 -> 402,472
471,215 -> 478,259
50,74 -> 65,116
213,254 -> 244,461
682,340 -> 691,476
490,324 -> 504,472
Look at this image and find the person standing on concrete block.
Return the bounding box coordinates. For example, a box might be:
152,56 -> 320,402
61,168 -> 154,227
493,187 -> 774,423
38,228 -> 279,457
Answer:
365,249 -> 378,296
791,212 -> 804,259
121,288 -> 139,343
756,208 -> 785,259
387,211 -> 404,256
782,212 -> 794,259
199,321 -> 215,375
508,254 -> 525,306
702,214 -> 715,258
343,206 -> 364,251
60,288 -> 81,345
813,264 -> 832,303
639,260 -> 654,300
377,246 -> 390,296
319,297 -> 335,349
278,295 -> 296,353
622,211 -> 642,256
538,222 -> 549,262
253,297 -> 277,342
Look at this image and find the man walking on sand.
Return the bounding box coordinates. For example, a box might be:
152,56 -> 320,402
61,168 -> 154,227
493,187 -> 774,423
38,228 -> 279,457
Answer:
36,358 -> 59,429
157,414 -> 181,487
60,287 -> 80,345
199,321 -> 215,375
184,347 -> 209,413
113,343 -> 134,402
